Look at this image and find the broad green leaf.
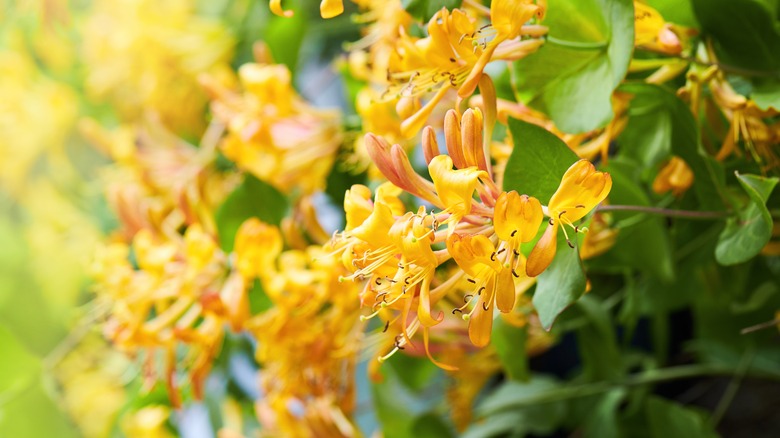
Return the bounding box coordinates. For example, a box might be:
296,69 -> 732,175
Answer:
589,160 -> 674,281
513,0 -> 634,133
645,396 -> 718,438
249,279 -> 273,314
583,389 -> 627,438
474,375 -> 567,435
716,173 -> 778,265
504,118 -> 579,203
388,352 -> 439,392
617,83 -> 726,211
215,174 -> 288,252
410,412 -> 455,437
401,0 -> 462,21
647,0 -> 698,27
492,317 -> 529,381
574,295 -> 623,381
264,11 -> 307,74
372,365 -> 438,438
533,233 -> 587,331
752,77 -> 780,111
692,0 -> 780,73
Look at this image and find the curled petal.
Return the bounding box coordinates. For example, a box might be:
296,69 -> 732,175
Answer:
270,0 -> 294,18
468,277 -> 495,347
428,155 -> 487,223
494,191 -> 543,243
447,233 -> 500,277
548,160 -> 612,223
526,222 -> 559,277
495,268 -> 516,313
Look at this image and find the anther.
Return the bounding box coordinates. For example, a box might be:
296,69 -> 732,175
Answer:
513,250 -> 520,257
567,240 -> 575,249
375,278 -> 382,285
512,269 -> 520,278
404,276 -> 411,285
497,248 -> 506,255
576,204 -> 585,208
464,294 -> 473,303
559,210 -> 566,219
452,308 -> 463,315
449,57 -> 456,63
482,302 -> 490,311
511,230 -> 518,237
549,218 -> 555,226
467,278 -> 476,284
574,226 -> 579,233
490,252 -> 497,261
383,321 -> 390,333
478,287 -> 485,295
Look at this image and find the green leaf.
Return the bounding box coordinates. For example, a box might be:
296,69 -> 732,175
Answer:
410,412 -> 455,437
215,174 -> 288,252
513,0 -> 635,133
503,117 -> 579,203
583,389 -> 627,438
474,375 -> 567,434
533,233 -> 587,331
575,295 -> 623,380
263,11 -> 307,74
645,396 -> 718,438
716,173 -> 779,265
752,77 -> 780,111
492,317 -> 529,381
647,0 -> 698,27
617,83 -> 726,211
401,0 -> 462,21
692,0 -> 780,73
590,160 -> 674,281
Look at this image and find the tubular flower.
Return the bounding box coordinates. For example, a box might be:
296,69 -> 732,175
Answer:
334,106 -> 550,357
92,224 -> 241,406
633,1 -> 682,55
527,160 -> 612,277
246,244 -> 362,437
652,156 -> 694,197
203,62 -> 343,194
383,5 -> 546,137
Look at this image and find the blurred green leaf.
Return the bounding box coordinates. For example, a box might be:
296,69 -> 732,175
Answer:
533,234 -> 587,331
388,352 -> 439,392
474,375 -> 567,435
575,295 -> 623,381
592,160 -> 674,281
645,396 -> 718,438
503,118 -> 579,203
716,173 -> 778,265
264,11 -> 307,74
410,412 -> 455,437
215,174 -> 288,252
692,0 -> 780,73
751,77 -> 780,111
617,83 -> 727,210
513,0 -> 635,133
401,0 -> 462,21
647,0 -> 698,27
583,389 -> 627,438
492,317 -> 529,381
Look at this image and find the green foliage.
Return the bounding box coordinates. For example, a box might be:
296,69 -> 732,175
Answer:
504,117 -> 579,202
716,173 -> 778,265
533,234 -> 588,331
692,0 -> 780,73
513,0 -> 635,133
402,0 -> 463,21
215,174 -> 289,251
492,317 -> 530,381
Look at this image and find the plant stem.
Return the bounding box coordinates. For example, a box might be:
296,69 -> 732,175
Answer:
596,204 -> 730,220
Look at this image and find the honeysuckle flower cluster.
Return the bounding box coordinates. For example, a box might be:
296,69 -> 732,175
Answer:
329,106 -> 611,365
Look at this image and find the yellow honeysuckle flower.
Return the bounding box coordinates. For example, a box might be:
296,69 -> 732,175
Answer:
527,160 -> 612,277
634,1 -> 681,55
234,218 -> 283,281
652,156 -> 694,197
493,191 -> 543,243
384,6 -> 546,137
429,154 -> 488,231
447,233 -> 515,346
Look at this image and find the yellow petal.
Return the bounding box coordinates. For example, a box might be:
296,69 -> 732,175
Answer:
447,233 -> 501,277
495,268 -> 516,313
491,0 -> 540,41
320,0 -> 344,18
429,155 -> 487,221
269,0 -> 294,17
548,160 -> 612,223
494,191 -> 543,242
468,277 -> 495,347
526,222 -> 558,277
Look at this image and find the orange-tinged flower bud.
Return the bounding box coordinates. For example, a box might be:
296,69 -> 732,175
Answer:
494,191 -> 543,243
526,221 -> 559,277
652,156 -> 694,197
